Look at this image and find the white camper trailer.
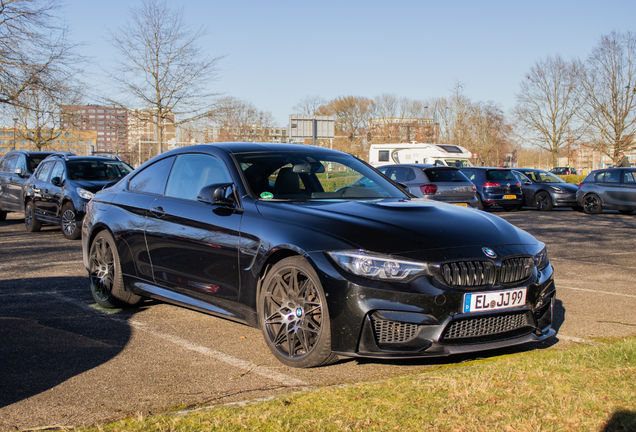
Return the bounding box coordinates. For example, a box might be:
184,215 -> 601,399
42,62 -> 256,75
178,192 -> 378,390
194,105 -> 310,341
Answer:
368,143 -> 473,167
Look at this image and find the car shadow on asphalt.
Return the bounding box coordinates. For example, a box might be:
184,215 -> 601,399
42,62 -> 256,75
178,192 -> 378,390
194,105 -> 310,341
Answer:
602,410 -> 636,431
0,276 -> 134,409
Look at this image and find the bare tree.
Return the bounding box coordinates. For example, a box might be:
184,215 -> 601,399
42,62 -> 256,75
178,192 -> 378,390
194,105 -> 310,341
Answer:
107,0 -> 224,153
579,31 -> 636,162
206,96 -> 275,142
513,55 -> 585,167
0,0 -> 81,108
317,96 -> 375,158
292,95 -> 327,116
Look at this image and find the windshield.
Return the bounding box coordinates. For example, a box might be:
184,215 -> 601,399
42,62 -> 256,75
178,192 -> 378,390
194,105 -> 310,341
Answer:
67,160 -> 133,181
518,170 -> 565,184
444,159 -> 473,167
235,152 -> 409,200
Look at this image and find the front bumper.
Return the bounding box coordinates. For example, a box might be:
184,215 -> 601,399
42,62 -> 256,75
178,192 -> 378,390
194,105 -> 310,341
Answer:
310,252 -> 556,359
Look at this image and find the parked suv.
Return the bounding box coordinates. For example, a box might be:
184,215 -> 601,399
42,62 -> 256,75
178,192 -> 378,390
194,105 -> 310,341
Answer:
378,164 -> 478,207
550,167 -> 577,175
23,154 -> 133,239
458,167 -> 523,211
0,150 -> 53,220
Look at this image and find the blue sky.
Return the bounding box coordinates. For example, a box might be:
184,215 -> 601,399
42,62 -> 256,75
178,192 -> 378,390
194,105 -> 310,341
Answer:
63,0 -> 636,126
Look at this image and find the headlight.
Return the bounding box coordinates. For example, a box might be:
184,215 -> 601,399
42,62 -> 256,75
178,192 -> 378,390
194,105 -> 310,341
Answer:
76,187 -> 95,200
550,186 -> 565,193
533,246 -> 549,270
328,251 -> 431,282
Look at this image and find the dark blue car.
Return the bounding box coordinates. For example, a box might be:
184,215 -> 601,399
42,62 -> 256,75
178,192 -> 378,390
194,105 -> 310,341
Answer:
458,167 -> 523,211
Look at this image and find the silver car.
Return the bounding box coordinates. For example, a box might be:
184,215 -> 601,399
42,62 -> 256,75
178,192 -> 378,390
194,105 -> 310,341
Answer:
378,164 -> 478,208
576,168 -> 636,214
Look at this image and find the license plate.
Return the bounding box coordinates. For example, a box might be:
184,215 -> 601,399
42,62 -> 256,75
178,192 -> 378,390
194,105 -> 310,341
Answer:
463,288 -> 527,313
452,203 -> 468,207
504,195 -> 516,199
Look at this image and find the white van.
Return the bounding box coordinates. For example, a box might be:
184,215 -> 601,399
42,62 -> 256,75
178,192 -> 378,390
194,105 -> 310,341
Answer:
368,143 -> 474,167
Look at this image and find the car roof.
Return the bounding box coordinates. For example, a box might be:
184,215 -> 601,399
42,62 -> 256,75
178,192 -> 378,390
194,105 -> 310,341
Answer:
167,142 -> 341,156
4,150 -> 53,156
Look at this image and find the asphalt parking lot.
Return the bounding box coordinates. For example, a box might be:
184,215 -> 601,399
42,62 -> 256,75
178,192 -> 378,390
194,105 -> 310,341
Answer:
1,207 -> 635,431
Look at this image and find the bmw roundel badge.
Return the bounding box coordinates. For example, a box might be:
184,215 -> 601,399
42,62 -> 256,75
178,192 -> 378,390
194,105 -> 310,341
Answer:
482,247 -> 497,258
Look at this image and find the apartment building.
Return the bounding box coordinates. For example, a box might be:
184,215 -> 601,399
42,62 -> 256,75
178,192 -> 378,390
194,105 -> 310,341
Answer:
0,128 -> 97,156
61,105 -> 128,154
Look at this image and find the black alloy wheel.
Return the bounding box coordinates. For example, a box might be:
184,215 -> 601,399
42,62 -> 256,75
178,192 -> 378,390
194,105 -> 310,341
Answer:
534,191 -> 553,211
61,202 -> 81,240
89,231 -> 141,308
24,201 -> 41,232
583,194 -> 603,214
259,256 -> 337,368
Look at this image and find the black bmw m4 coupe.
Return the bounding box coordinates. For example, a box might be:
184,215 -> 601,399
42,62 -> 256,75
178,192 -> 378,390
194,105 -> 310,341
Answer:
82,143 -> 556,368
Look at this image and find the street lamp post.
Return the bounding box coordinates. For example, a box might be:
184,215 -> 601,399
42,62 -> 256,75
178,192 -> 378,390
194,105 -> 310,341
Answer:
12,118 -> 18,151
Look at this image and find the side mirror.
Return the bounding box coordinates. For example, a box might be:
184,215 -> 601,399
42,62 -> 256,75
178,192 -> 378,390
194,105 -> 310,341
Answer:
14,167 -> 25,177
51,176 -> 62,186
197,183 -> 235,207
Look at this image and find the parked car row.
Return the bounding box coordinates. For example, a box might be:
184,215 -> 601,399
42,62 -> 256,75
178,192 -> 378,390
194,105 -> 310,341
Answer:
0,150 -> 133,239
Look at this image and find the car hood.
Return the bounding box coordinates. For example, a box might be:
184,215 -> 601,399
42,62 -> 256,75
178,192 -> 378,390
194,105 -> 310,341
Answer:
255,198 -> 538,255
73,180 -> 116,193
549,183 -> 579,192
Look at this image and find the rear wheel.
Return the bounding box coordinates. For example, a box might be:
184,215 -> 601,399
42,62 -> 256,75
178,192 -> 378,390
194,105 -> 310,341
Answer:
89,230 -> 142,308
259,256 -> 337,368
24,201 -> 41,232
582,194 -> 603,214
534,191 -> 553,211
61,202 -> 81,240
477,194 -> 489,210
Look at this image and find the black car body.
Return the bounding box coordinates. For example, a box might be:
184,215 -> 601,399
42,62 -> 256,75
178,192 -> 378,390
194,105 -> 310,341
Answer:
0,150 -> 53,220
377,164 -> 478,208
576,168 -> 636,214
81,143 -> 555,368
24,154 -> 133,239
512,168 -> 580,211
458,167 -> 523,211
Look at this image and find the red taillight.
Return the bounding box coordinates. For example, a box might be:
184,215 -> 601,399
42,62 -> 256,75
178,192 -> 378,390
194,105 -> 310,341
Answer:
578,182 -> 584,189
483,181 -> 500,187
421,184 -> 438,195
516,182 -> 521,187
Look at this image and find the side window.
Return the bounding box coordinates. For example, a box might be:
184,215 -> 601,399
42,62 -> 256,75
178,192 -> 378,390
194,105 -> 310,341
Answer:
165,154 -> 231,201
35,161 -> 55,181
0,154 -> 17,173
378,151 -> 390,162
624,171 -> 636,183
49,161 -> 66,183
597,171 -> 619,183
461,169 -> 476,182
14,155 -> 27,174
128,156 -> 175,195
388,167 -> 411,182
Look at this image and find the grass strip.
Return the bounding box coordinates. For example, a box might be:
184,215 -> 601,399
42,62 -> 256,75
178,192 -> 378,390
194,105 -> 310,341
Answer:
79,337 -> 636,432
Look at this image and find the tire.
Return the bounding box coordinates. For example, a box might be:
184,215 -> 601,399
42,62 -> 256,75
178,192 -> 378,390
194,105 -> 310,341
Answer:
88,230 -> 142,308
61,202 -> 81,240
582,194 -> 603,214
24,201 -> 41,232
259,256 -> 337,368
534,191 -> 553,211
618,210 -> 634,215
0,210 -> 6,221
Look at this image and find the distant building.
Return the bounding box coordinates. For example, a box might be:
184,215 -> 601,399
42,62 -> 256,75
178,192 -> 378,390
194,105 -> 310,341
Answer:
203,125 -> 288,143
61,105 -> 128,154
368,117 -> 438,143
0,128 -> 97,156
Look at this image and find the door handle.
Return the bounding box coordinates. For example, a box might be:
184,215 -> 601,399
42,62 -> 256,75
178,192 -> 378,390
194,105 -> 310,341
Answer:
149,206 -> 165,218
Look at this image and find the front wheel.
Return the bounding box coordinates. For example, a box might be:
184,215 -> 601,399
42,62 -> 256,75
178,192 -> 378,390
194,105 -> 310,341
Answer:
259,256 -> 337,368
534,191 -> 553,211
583,194 -> 603,214
61,202 -> 81,240
24,201 -> 41,232
88,230 -> 142,308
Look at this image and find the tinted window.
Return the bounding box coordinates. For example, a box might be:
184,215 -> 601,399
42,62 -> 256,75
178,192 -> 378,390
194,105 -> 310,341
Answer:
35,161 -> 55,181
486,170 -> 517,181
26,155 -> 48,173
165,154 -> 231,201
128,156 -> 175,195
460,169 -> 476,182
50,161 -> 66,183
623,171 -> 636,183
0,154 -> 17,173
424,168 -> 469,182
67,160 -> 132,181
387,167 -> 413,182
595,171 -> 620,183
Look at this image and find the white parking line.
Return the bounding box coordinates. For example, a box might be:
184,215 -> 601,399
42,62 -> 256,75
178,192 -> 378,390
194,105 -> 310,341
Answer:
53,294 -> 308,387
558,285 -> 636,299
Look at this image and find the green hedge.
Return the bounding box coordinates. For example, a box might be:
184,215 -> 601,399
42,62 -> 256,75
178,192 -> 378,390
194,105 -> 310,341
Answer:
556,174 -> 586,184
